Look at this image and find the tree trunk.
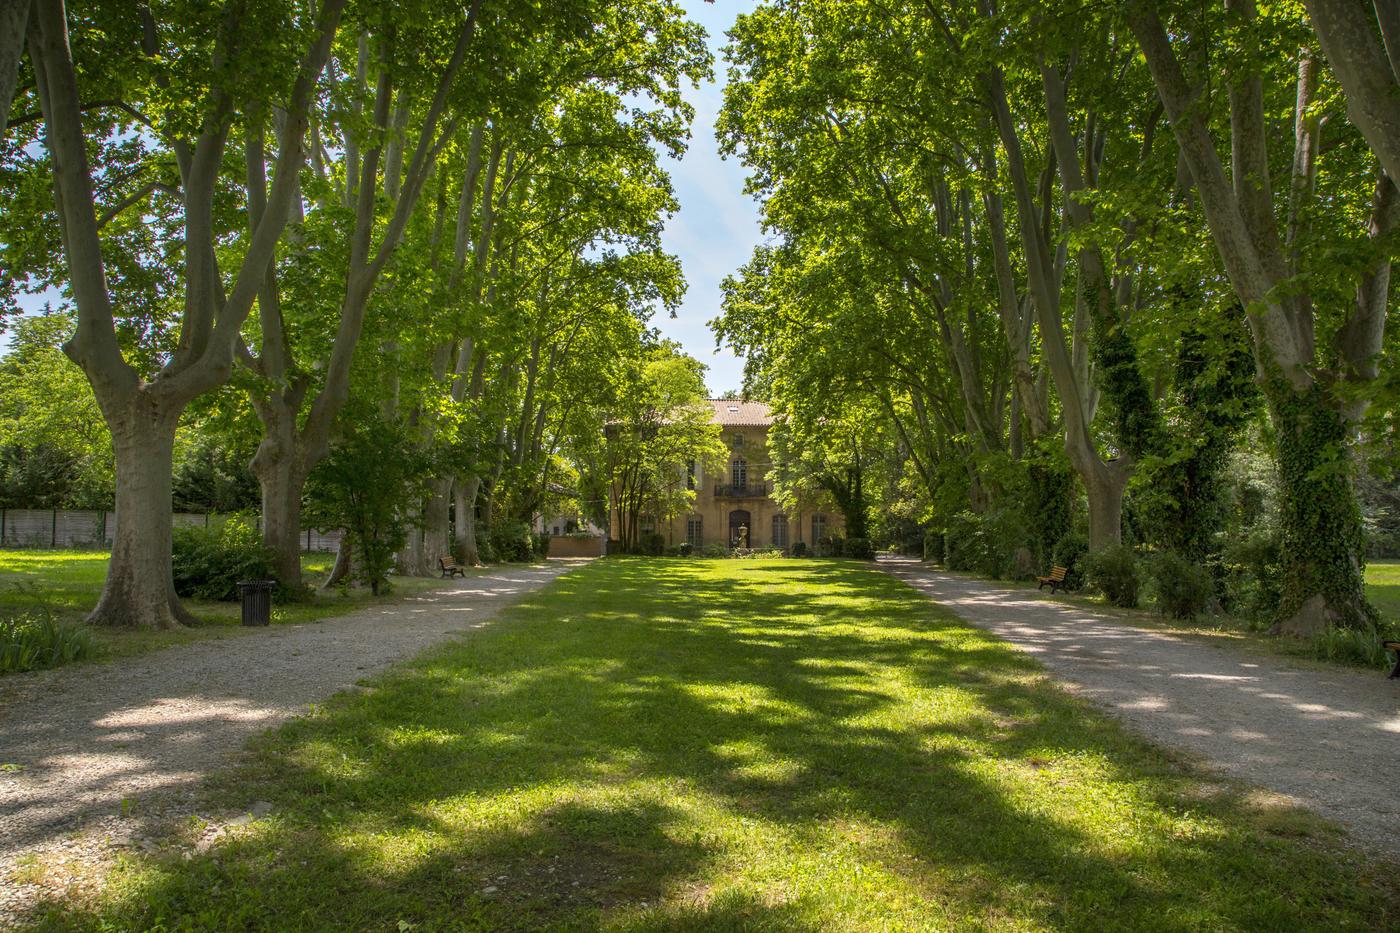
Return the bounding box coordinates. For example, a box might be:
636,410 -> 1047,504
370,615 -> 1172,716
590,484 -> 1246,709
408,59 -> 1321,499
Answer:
1081,460 -> 1129,552
90,401 -> 194,628
255,453 -> 306,592
1268,383 -> 1375,635
250,401 -> 310,591
398,503 -> 425,575
322,538 -> 352,589
454,475 -> 482,565
421,477 -> 451,572
1304,0 -> 1400,185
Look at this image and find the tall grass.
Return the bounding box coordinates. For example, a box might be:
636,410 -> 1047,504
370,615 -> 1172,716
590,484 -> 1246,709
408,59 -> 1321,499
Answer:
1308,622 -> 1399,669
0,610 -> 99,673
0,581 -> 100,673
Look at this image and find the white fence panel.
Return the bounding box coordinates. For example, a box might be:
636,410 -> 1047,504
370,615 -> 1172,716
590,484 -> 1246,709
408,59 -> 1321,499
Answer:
1,508 -> 342,552
2,510 -> 54,547
306,529 -> 342,552
55,510 -> 106,548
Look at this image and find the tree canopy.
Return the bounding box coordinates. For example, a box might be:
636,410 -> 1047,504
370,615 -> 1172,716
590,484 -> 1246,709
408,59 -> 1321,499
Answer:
715,0 -> 1400,634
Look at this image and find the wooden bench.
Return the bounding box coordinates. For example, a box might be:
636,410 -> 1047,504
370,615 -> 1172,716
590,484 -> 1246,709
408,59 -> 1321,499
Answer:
439,556 -> 466,579
1385,641 -> 1400,680
1037,566 -> 1069,594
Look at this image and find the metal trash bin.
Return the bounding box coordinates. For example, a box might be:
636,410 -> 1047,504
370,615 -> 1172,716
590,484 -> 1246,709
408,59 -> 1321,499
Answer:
237,580 -> 275,626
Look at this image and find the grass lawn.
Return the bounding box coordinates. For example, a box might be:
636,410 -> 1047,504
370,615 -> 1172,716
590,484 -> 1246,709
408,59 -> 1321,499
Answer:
1367,559 -> 1400,622
26,558 -> 1397,930
0,549 -> 453,665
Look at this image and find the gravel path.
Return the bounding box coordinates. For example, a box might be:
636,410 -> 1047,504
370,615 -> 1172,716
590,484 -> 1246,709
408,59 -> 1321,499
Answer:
0,561 -> 583,875
880,558 -> 1400,860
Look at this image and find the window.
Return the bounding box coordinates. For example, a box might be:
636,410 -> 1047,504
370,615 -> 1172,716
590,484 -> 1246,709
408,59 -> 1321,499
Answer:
641,514 -> 656,536
686,516 -> 703,546
686,459 -> 696,490
731,431 -> 745,448
772,514 -> 789,549
811,513 -> 828,542
731,458 -> 747,490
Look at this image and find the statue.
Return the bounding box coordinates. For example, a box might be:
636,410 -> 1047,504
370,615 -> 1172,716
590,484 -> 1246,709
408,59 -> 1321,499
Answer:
737,523 -> 749,549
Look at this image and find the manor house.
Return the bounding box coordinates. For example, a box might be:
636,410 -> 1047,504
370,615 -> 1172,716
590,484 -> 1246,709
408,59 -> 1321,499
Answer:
654,399 -> 843,551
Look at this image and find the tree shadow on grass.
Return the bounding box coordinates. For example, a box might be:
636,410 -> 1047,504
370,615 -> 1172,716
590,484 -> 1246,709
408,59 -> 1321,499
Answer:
25,559 -> 1399,930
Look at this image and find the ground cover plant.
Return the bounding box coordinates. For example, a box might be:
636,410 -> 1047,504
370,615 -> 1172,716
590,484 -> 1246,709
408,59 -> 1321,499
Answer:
0,550 -> 451,667
27,558 -> 1397,930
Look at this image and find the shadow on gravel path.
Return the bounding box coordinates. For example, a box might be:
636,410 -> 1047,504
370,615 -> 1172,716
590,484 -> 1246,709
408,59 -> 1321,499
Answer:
0,560 -> 587,865
879,557 -> 1400,861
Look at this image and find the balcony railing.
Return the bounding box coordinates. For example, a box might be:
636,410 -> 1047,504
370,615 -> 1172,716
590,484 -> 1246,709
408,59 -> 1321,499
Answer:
713,481 -> 770,498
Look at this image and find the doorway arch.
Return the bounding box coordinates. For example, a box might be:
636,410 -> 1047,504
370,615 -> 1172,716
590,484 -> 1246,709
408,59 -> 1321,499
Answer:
728,509 -> 751,548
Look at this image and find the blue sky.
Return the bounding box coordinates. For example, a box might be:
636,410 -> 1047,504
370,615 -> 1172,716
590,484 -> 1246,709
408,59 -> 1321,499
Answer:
7,2 -> 765,394
656,0 -> 762,396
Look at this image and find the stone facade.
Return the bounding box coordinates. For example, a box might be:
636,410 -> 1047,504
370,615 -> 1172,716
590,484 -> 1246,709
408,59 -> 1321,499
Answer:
652,400 -> 844,551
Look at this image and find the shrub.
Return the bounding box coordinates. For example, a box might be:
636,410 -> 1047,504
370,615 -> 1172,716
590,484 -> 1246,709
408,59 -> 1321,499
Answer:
790,541 -> 808,558
735,548 -> 784,559
1051,532 -> 1090,590
0,609 -> 99,673
943,510 -> 1027,579
172,515 -> 278,601
843,537 -> 876,560
678,542 -> 693,557
531,533 -> 549,559
1086,544 -> 1141,608
305,411 -> 426,593
1150,550 -> 1216,619
641,532 -> 666,556
944,512 -> 981,571
922,530 -> 944,564
1222,528 -> 1283,622
484,521 -> 536,562
700,544 -> 732,558
977,508 -> 1030,579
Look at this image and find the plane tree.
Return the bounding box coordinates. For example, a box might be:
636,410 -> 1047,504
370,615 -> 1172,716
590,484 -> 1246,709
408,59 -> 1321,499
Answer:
5,0 -> 346,626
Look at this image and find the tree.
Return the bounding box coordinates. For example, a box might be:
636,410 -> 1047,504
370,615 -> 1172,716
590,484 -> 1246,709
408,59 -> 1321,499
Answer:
305,407 -> 427,595
767,402 -> 885,542
0,313 -> 113,508
717,0 -> 1396,637
603,344 -> 723,553
1124,0 -> 1394,632
13,0 -> 346,626
239,1 -> 709,583
237,0 -> 504,589
0,0 -> 26,139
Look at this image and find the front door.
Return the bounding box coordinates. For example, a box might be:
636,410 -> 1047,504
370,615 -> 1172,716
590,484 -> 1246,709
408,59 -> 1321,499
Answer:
729,509 -> 751,548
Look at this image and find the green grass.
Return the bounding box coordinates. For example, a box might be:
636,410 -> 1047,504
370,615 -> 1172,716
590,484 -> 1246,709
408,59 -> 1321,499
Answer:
26,558 -> 1397,930
1366,559 -> 1400,622
0,549 -> 453,666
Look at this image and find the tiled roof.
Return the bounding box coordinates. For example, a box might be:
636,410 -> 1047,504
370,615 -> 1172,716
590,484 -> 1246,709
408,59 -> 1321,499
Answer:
707,399 -> 773,426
